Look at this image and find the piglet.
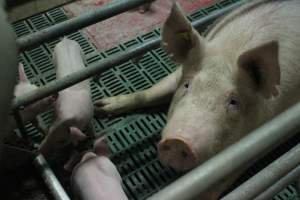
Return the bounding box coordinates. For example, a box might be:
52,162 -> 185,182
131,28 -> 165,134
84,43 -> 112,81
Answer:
71,137 -> 128,200
39,38 -> 94,156
10,63 -> 56,133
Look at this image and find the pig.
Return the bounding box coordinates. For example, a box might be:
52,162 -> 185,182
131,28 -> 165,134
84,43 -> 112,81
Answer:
94,0 -> 300,198
71,137 -> 128,200
39,38 -> 94,156
9,63 -> 56,135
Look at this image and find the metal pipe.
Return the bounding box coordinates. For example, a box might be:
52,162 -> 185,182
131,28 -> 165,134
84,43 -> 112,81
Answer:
33,154 -> 70,200
147,101 -> 300,200
12,109 -> 28,141
12,0 -> 246,110
222,144 -> 300,200
16,0 -> 154,52
254,165 -> 300,200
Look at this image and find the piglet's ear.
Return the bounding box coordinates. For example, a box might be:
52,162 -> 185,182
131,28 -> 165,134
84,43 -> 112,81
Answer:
18,63 -> 28,82
162,2 -> 203,63
238,41 -> 280,99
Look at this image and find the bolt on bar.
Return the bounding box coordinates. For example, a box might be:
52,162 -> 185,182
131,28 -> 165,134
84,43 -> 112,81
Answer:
12,0 -> 246,110
222,144 -> 300,200
16,0 -> 154,52
255,165 -> 300,200
34,154 -> 70,200
147,101 -> 300,200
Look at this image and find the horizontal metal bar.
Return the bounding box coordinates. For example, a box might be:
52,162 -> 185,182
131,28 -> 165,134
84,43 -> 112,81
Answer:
16,0 -> 153,52
147,101 -> 300,200
13,38 -> 159,109
12,0 -> 246,110
33,154 -> 70,200
255,165 -> 300,200
222,144 -> 300,200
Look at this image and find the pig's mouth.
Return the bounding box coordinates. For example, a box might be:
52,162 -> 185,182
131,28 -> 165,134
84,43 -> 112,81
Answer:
157,136 -> 198,171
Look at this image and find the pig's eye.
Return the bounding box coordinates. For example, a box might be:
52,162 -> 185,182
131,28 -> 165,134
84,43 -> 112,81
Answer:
227,96 -> 240,110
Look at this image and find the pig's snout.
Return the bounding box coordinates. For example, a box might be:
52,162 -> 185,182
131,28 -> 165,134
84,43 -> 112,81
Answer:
158,137 -> 197,171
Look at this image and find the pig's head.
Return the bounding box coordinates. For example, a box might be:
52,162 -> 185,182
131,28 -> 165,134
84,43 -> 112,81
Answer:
14,63 -> 57,114
158,3 -> 280,171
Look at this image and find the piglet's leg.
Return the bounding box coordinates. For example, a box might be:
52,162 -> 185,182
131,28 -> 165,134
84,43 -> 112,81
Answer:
94,67 -> 182,116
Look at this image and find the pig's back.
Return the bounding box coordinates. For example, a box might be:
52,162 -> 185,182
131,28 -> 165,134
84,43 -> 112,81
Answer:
208,0 -> 300,115
54,38 -> 90,90
56,89 -> 93,129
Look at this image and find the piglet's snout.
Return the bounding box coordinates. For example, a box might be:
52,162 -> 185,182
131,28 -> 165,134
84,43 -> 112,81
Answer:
158,137 -> 197,171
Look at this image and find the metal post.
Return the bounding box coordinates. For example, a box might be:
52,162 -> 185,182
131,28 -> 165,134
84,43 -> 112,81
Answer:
12,108 -> 28,141
147,101 -> 300,200
254,165 -> 300,200
16,0 -> 154,52
11,0 -> 246,110
0,0 -> 18,160
221,144 -> 300,200
33,154 -> 70,200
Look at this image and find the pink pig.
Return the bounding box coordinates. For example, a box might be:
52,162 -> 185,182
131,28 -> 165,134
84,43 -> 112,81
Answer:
71,137 -> 128,200
9,63 -> 56,133
39,38 -> 94,156
94,1 -> 300,198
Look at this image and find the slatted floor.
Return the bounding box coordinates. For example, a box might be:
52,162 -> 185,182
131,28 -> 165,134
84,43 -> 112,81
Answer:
10,0 -> 300,199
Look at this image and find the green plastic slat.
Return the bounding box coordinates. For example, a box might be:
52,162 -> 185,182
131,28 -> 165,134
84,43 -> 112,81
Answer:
11,20 -> 33,37
11,2 -> 300,200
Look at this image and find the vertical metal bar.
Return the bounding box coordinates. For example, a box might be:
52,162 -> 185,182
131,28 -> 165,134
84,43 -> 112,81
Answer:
254,165 -> 300,200
147,101 -> 300,200
222,144 -> 300,200
33,154 -> 71,200
12,108 -> 28,141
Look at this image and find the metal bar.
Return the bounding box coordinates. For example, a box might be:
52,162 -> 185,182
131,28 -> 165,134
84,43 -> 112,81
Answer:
12,108 -> 28,141
222,144 -> 300,200
254,165 -> 300,200
33,154 -> 70,200
12,0 -> 246,110
147,101 -> 300,200
16,0 -> 154,52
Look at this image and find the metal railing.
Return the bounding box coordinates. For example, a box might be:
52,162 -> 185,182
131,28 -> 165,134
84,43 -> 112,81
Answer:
16,0 -> 154,52
10,0 -> 300,200
12,0 -> 245,111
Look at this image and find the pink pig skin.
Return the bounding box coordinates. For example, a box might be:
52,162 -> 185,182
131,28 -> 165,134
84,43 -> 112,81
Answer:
39,38 -> 93,156
71,137 -> 128,200
10,63 -> 56,130
94,1 -> 300,199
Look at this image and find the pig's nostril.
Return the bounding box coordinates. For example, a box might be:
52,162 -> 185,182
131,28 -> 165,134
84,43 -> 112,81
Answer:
158,137 -> 198,171
181,151 -> 188,159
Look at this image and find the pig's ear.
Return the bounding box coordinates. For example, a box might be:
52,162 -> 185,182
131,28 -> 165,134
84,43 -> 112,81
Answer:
238,41 -> 280,99
162,2 -> 203,63
18,63 -> 29,82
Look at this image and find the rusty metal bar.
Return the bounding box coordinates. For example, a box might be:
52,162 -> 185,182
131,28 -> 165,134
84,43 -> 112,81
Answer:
147,101 -> 300,200
12,0 -> 245,110
16,0 -> 154,52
